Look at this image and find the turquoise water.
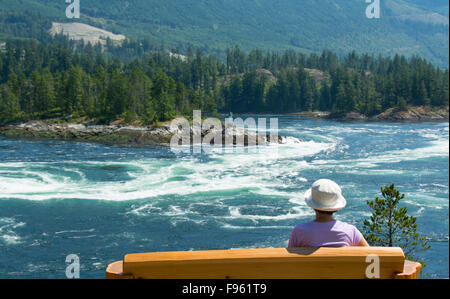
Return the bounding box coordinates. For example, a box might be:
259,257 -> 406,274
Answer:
0,116 -> 448,278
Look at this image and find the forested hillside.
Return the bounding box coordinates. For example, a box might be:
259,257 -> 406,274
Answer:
0,0 -> 448,67
0,37 -> 448,125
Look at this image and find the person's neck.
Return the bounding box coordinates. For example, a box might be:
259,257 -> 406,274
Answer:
314,213 -> 335,223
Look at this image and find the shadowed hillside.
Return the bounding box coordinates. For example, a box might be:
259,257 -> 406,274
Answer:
0,0 -> 448,67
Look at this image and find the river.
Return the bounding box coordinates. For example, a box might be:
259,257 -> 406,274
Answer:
0,115 -> 448,278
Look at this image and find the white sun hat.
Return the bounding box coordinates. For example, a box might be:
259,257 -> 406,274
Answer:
305,179 -> 347,212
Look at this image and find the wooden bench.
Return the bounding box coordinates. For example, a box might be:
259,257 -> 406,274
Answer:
106,247 -> 421,279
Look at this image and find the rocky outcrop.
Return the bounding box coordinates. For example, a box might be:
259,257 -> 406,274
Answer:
328,112 -> 368,121
369,106 -> 449,121
289,111 -> 331,119
0,121 -> 284,147
49,22 -> 126,46
315,106 -> 448,122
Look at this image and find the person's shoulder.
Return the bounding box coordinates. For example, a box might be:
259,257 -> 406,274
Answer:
294,221 -> 314,230
335,220 -> 359,231
335,220 -> 364,244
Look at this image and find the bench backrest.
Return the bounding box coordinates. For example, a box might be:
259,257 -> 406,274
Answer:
121,247 -> 406,279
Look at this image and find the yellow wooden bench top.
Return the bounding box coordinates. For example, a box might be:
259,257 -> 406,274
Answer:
106,247 -> 421,279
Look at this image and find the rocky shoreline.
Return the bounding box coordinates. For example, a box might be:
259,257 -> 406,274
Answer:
294,106 -> 449,122
1,106 -> 447,146
0,121 -> 284,147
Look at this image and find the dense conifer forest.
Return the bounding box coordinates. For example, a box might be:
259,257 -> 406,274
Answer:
0,30 -> 448,125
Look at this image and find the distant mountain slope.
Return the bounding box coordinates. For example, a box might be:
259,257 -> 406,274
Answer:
0,0 -> 448,67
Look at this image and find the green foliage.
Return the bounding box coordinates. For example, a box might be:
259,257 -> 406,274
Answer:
0,39 -> 219,125
363,184 -> 431,266
0,85 -> 22,123
0,36 -> 448,125
0,1 -> 448,67
221,50 -> 448,114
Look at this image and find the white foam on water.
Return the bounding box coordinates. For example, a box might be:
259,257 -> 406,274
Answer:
250,188 -> 302,199
162,205 -> 197,217
67,235 -> 96,239
0,138 -> 334,201
311,129 -> 448,170
54,229 -> 95,235
222,224 -> 293,230
431,183 -> 449,189
403,192 -> 449,209
170,217 -> 206,227
222,204 -> 310,222
416,207 -> 426,216
340,168 -> 406,175
60,167 -> 87,181
127,203 -> 163,216
0,122 -> 447,208
0,217 -> 25,245
0,171 -> 68,195
376,137 -> 448,163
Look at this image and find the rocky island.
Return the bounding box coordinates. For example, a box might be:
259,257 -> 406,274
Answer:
0,120 -> 285,147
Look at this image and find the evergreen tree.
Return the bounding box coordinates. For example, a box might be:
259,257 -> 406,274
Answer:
363,184 -> 430,265
0,37 -> 447,125
152,71 -> 176,121
107,69 -> 129,117
66,66 -> 85,116
0,85 -> 21,123
319,81 -> 331,112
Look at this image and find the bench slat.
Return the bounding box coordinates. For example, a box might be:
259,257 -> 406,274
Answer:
115,247 -> 406,279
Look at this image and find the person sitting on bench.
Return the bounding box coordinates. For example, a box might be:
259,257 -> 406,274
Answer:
288,179 -> 369,248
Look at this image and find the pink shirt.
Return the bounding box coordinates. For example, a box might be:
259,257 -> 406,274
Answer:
288,220 -> 363,248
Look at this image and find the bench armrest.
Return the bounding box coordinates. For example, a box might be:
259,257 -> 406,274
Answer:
394,260 -> 422,279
